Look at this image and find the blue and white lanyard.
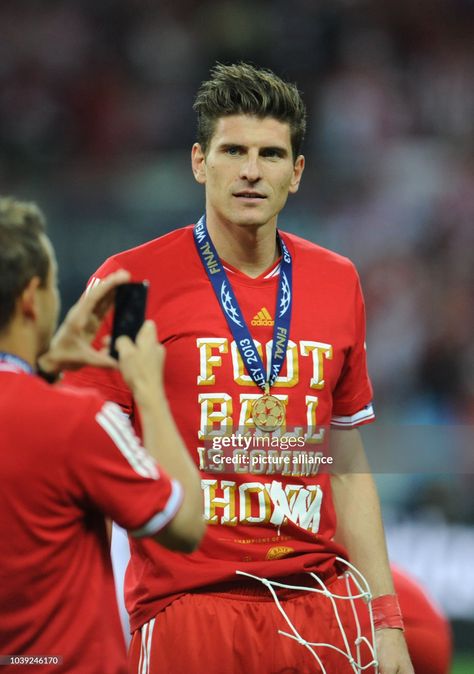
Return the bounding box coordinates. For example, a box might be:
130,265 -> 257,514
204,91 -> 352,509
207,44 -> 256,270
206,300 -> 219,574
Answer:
193,215 -> 292,392
0,352 -> 34,374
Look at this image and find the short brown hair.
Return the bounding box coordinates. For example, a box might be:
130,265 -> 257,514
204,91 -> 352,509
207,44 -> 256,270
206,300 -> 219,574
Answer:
193,62 -> 306,159
0,197 -> 49,332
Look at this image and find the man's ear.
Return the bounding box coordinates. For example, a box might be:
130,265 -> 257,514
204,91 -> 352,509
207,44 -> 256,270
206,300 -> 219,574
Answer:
19,276 -> 42,321
191,143 -> 206,184
289,154 -> 305,194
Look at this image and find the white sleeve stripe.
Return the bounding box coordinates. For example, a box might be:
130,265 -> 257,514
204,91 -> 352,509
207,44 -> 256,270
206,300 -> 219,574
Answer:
100,403 -> 158,478
101,402 -> 160,479
96,409 -> 157,479
100,402 -> 159,478
331,403 -> 375,428
96,402 -> 158,479
130,479 -> 183,538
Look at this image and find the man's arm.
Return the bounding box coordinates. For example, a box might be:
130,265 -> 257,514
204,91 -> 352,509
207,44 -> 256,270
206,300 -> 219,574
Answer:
37,272 -> 204,552
116,322 -> 205,552
330,428 -> 414,674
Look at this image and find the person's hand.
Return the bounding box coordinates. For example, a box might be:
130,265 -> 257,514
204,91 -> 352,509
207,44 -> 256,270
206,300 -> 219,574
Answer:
115,320 -> 165,405
38,269 -> 131,375
375,629 -> 414,674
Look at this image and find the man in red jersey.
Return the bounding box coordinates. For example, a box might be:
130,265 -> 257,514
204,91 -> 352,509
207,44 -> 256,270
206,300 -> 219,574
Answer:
65,64 -> 413,673
0,197 -> 204,674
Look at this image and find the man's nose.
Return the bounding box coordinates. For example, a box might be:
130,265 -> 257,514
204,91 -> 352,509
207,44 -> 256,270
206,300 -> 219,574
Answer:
239,153 -> 261,182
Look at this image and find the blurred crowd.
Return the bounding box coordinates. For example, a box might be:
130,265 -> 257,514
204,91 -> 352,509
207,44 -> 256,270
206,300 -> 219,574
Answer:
1,0 -> 473,519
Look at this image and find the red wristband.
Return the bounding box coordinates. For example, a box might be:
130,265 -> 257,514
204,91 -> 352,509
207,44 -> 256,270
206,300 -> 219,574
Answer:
372,594 -> 404,631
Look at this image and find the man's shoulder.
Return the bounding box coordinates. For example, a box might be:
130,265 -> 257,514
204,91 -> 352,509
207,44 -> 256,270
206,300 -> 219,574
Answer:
59,377 -> 109,409
282,231 -> 358,275
54,380 -> 107,407
95,225 -> 194,278
30,375 -> 107,420
1,374 -> 107,433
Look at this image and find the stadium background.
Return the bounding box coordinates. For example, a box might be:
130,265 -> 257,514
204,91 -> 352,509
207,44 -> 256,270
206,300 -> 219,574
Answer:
1,0 -> 473,670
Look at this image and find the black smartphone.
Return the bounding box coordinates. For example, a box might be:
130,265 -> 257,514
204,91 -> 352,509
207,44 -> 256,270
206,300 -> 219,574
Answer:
110,281 -> 149,359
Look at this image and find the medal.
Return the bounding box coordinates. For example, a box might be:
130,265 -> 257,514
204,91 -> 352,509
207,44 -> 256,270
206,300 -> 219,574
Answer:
194,216 -> 293,432
252,390 -> 286,432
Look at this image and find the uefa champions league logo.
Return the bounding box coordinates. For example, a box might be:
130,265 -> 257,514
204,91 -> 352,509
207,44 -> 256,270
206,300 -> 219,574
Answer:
278,271 -> 291,317
220,280 -> 243,327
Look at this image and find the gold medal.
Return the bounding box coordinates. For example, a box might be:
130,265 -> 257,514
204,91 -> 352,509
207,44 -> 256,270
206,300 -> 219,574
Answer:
252,389 -> 285,432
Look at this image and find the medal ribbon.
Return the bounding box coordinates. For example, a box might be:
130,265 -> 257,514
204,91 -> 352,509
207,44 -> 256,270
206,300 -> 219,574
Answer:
193,216 -> 292,392
0,352 -> 34,375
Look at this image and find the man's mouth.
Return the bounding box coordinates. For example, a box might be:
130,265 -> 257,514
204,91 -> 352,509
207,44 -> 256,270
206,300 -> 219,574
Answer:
233,192 -> 266,199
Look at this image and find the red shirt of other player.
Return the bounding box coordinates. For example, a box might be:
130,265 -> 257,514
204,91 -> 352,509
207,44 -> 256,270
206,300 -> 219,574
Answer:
0,198 -> 204,674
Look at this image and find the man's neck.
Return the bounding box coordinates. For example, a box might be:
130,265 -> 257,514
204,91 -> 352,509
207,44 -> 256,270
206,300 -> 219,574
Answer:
0,329 -> 36,370
206,217 -> 280,278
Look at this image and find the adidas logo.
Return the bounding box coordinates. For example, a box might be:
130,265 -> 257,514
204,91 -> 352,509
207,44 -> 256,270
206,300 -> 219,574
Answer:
251,307 -> 274,326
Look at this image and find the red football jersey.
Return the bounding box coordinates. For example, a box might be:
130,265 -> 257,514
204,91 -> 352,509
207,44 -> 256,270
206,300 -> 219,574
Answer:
0,368 -> 182,674
65,225 -> 374,631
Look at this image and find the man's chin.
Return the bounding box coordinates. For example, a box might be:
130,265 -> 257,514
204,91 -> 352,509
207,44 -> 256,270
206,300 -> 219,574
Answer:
232,211 -> 274,228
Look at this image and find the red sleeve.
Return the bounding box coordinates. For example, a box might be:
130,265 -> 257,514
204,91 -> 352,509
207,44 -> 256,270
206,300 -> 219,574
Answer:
331,271 -> 374,421
62,258 -> 134,415
69,398 -> 182,536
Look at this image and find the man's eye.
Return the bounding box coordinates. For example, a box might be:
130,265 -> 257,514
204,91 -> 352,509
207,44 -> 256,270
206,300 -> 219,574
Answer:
262,149 -> 282,158
226,147 -> 240,155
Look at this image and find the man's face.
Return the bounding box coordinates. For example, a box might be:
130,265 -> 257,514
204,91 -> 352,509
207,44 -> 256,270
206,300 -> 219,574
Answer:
36,235 -> 60,355
192,115 -> 305,230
